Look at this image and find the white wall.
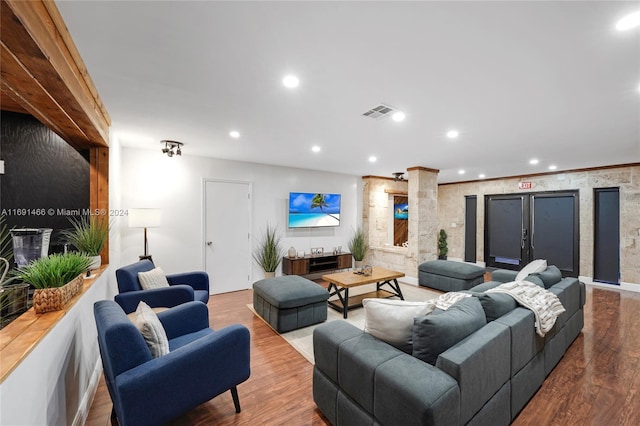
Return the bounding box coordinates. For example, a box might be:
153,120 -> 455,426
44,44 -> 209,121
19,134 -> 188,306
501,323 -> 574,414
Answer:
118,147 -> 360,281
109,133 -> 123,271
0,271 -> 114,426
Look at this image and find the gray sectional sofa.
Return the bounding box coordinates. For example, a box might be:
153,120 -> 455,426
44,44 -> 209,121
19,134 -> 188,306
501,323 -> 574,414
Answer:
312,266 -> 586,425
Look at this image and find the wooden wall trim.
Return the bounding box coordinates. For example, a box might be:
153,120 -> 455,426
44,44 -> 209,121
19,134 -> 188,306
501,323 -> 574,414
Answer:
439,162 -> 640,186
90,148 -> 109,263
407,166 -> 440,173
384,189 -> 408,195
1,0 -> 111,258
42,0 -> 110,122
1,0 -> 110,148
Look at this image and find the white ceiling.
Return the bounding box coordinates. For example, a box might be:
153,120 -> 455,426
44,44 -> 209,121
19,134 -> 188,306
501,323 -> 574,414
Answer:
56,1 -> 639,183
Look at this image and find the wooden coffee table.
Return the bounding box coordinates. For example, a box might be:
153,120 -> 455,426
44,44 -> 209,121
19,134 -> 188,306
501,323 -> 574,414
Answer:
322,267 -> 405,318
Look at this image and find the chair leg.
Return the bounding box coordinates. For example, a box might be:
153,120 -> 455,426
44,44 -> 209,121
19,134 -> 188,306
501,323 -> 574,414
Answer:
110,406 -> 119,425
230,386 -> 241,413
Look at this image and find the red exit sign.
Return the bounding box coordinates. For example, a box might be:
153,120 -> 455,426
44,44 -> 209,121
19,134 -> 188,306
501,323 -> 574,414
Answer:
518,181 -> 533,190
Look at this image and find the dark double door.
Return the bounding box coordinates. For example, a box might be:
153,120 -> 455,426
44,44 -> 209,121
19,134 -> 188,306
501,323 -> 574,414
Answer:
484,191 -> 579,277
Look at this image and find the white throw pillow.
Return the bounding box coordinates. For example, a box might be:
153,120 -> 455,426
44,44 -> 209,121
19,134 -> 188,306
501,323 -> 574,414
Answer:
363,298 -> 435,353
515,259 -> 547,282
132,301 -> 169,358
138,267 -> 170,290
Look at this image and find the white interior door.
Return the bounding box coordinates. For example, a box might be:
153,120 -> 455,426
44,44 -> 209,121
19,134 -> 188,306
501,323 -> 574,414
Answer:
204,179 -> 251,294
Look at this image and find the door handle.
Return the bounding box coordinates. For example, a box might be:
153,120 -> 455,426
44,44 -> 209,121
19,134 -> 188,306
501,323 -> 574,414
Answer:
521,228 -> 528,249
206,241 -> 212,246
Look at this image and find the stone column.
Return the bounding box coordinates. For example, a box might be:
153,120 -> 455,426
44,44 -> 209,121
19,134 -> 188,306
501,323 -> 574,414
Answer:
407,167 -> 439,275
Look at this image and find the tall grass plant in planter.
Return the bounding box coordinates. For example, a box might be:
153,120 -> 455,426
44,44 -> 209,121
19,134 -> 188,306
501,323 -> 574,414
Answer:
17,252 -> 92,314
253,224 -> 283,278
62,215 -> 109,270
348,227 -> 369,269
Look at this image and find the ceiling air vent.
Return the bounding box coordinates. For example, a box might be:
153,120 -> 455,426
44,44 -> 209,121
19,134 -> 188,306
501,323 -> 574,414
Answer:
362,103 -> 396,120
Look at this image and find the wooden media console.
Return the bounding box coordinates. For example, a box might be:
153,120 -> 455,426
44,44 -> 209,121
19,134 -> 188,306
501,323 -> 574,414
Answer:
282,252 -> 352,275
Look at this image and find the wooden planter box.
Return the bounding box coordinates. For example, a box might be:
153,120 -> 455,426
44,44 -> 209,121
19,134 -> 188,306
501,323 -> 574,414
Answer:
32,275 -> 84,314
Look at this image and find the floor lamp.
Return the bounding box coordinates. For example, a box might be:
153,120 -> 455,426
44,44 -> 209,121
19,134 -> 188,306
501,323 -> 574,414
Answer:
129,208 -> 161,262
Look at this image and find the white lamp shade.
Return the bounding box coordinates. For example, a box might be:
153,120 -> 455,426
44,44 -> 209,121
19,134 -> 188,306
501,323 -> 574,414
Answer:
129,208 -> 161,228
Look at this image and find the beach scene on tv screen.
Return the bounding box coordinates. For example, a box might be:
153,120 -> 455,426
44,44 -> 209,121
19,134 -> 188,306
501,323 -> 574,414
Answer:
289,193 -> 340,227
394,203 -> 408,220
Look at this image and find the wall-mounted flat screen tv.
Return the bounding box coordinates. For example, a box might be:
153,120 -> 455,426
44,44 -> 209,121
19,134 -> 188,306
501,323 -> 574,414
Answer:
394,203 -> 408,220
288,192 -> 341,228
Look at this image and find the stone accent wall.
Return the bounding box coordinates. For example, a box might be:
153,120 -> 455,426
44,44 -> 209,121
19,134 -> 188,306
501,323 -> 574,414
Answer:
362,176 -> 410,273
408,167 -> 439,269
362,169 -> 439,279
362,177 -> 407,250
438,165 -> 640,287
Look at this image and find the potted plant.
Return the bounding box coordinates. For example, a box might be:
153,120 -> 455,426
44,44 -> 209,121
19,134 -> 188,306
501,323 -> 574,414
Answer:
438,229 -> 448,260
348,227 -> 369,269
253,224 -> 283,278
62,215 -> 109,270
17,252 -> 92,314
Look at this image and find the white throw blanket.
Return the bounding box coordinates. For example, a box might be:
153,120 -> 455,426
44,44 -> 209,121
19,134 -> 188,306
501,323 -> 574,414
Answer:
487,281 -> 565,337
430,291 -> 472,311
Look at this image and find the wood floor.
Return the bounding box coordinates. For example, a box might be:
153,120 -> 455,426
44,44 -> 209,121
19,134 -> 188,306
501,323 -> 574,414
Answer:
86,284 -> 640,426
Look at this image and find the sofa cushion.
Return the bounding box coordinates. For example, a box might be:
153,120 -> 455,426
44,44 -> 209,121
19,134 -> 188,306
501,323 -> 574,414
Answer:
468,292 -> 518,322
338,332 -> 402,414
490,269 -> 518,283
470,281 -> 502,292
523,275 -> 545,288
412,297 -> 487,365
131,301 -> 169,357
363,299 -> 435,353
529,265 -> 562,289
515,259 -> 547,281
436,321 -> 511,424
138,267 -> 170,290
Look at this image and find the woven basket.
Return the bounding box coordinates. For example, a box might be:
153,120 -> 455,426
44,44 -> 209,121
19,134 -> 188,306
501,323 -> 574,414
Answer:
32,274 -> 84,314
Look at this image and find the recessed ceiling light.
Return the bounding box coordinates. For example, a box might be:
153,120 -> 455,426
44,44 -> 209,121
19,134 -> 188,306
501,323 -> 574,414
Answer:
616,11 -> 640,31
446,130 -> 459,139
229,131 -> 240,138
458,169 -> 465,175
391,111 -> 406,122
478,173 -> 486,179
282,74 -> 300,88
311,146 -> 321,153
368,156 -> 377,163
529,158 -> 539,165
548,165 -> 557,170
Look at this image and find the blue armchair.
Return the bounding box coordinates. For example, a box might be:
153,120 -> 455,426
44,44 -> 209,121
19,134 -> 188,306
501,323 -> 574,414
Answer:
115,260 -> 210,313
94,300 -> 251,426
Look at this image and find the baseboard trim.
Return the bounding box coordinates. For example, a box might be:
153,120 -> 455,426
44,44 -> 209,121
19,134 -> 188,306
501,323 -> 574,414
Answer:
580,276 -> 640,293
72,359 -> 103,426
398,276 -> 419,286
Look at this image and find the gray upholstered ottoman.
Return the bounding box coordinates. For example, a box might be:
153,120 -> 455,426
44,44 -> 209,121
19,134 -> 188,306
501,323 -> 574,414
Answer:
253,275 -> 329,333
418,260 -> 485,292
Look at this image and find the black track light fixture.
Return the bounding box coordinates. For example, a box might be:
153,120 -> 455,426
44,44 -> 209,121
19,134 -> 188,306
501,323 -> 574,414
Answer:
392,172 -> 405,181
160,140 -> 184,157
